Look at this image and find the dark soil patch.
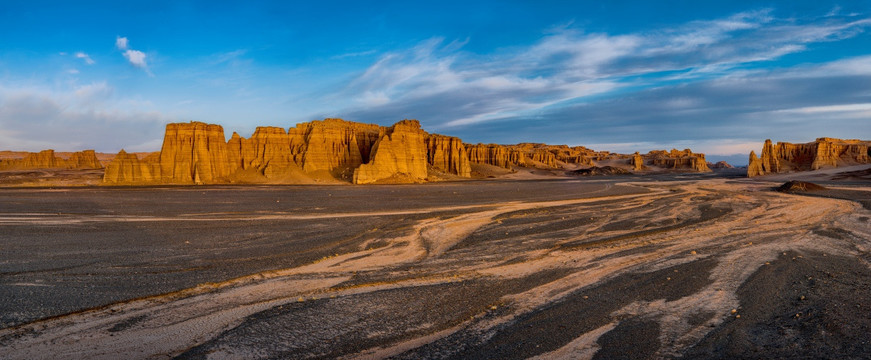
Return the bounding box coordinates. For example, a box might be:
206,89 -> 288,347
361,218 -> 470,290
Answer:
396,257 -> 717,359
593,318 -> 661,360
682,250 -> 871,359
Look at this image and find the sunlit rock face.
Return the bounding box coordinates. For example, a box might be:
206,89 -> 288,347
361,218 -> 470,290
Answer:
645,149 -> 711,172
353,120 -> 429,184
0,149 -> 102,171
426,134 -> 472,178
100,118 -> 718,185
747,138 -> 871,177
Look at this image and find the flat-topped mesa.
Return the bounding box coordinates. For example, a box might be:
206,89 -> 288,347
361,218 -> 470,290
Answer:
0,149 -> 103,170
353,120 -> 429,184
747,137 -> 871,177
426,134 -> 472,177
240,126 -> 295,177
646,149 -> 712,172
298,118 -> 382,177
159,122 -> 231,184
102,150 -> 160,184
466,144 -> 517,169
65,150 -> 102,169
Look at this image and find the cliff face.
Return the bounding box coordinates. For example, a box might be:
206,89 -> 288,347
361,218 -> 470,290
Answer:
353,120 -> 428,184
647,149 -> 711,172
103,150 -> 160,184
158,122 -> 232,184
99,118 -> 715,185
747,138 -> 871,177
102,119 -> 466,185
299,119 -> 381,176
426,134 -> 472,177
0,149 -> 103,170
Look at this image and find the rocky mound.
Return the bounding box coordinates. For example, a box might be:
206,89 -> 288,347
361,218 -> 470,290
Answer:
776,181 -> 827,193
708,161 -> 734,169
568,166 -> 632,176
748,138 -> 871,177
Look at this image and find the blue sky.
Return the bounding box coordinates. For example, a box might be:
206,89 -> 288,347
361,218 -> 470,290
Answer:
2,1 -> 871,164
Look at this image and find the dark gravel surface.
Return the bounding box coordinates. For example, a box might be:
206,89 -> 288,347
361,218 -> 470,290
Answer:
683,250 -> 871,359
0,180 -> 644,328
394,257 -> 718,359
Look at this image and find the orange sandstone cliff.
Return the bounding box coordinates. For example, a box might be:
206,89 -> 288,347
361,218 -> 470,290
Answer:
747,138 -> 871,177
0,149 -> 102,170
103,119 -> 474,185
101,118 -> 716,185
353,120 -> 429,184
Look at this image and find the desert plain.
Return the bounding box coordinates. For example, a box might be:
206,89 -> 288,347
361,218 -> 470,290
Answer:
1,168 -> 870,359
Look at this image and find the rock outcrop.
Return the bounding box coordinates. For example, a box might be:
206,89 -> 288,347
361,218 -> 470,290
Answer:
747,151 -> 764,177
631,152 -> 644,171
708,161 -> 734,169
353,120 -> 429,184
298,119 -> 381,177
747,138 -> 871,177
102,150 -> 160,184
0,149 -> 103,170
99,118 -> 716,185
466,144 -> 521,169
647,149 -> 711,172
159,122 -> 232,184
426,134 -> 471,177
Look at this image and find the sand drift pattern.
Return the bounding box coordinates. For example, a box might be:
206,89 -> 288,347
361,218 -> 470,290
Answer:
1,179 -> 870,359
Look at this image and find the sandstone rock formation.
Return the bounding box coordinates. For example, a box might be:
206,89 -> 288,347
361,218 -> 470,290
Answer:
747,138 -> 871,177
466,144 -> 521,169
747,151 -> 764,177
708,161 -> 734,169
0,149 -> 103,170
159,122 -> 232,184
647,149 -> 711,172
353,120 -> 428,184
102,150 -> 160,184
103,119 -> 464,185
426,134 -> 471,177
631,152 -> 644,171
100,118 -> 716,185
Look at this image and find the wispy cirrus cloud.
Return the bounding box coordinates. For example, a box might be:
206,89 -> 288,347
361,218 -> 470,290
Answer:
74,52 -> 95,65
326,8 -> 871,158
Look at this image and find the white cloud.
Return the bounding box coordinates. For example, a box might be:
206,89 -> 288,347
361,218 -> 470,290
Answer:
67,69 -> 79,74
123,49 -> 147,68
0,83 -> 172,152
773,103 -> 871,115
116,36 -> 128,50
115,37 -> 151,75
334,8 -> 871,134
75,52 -> 95,65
